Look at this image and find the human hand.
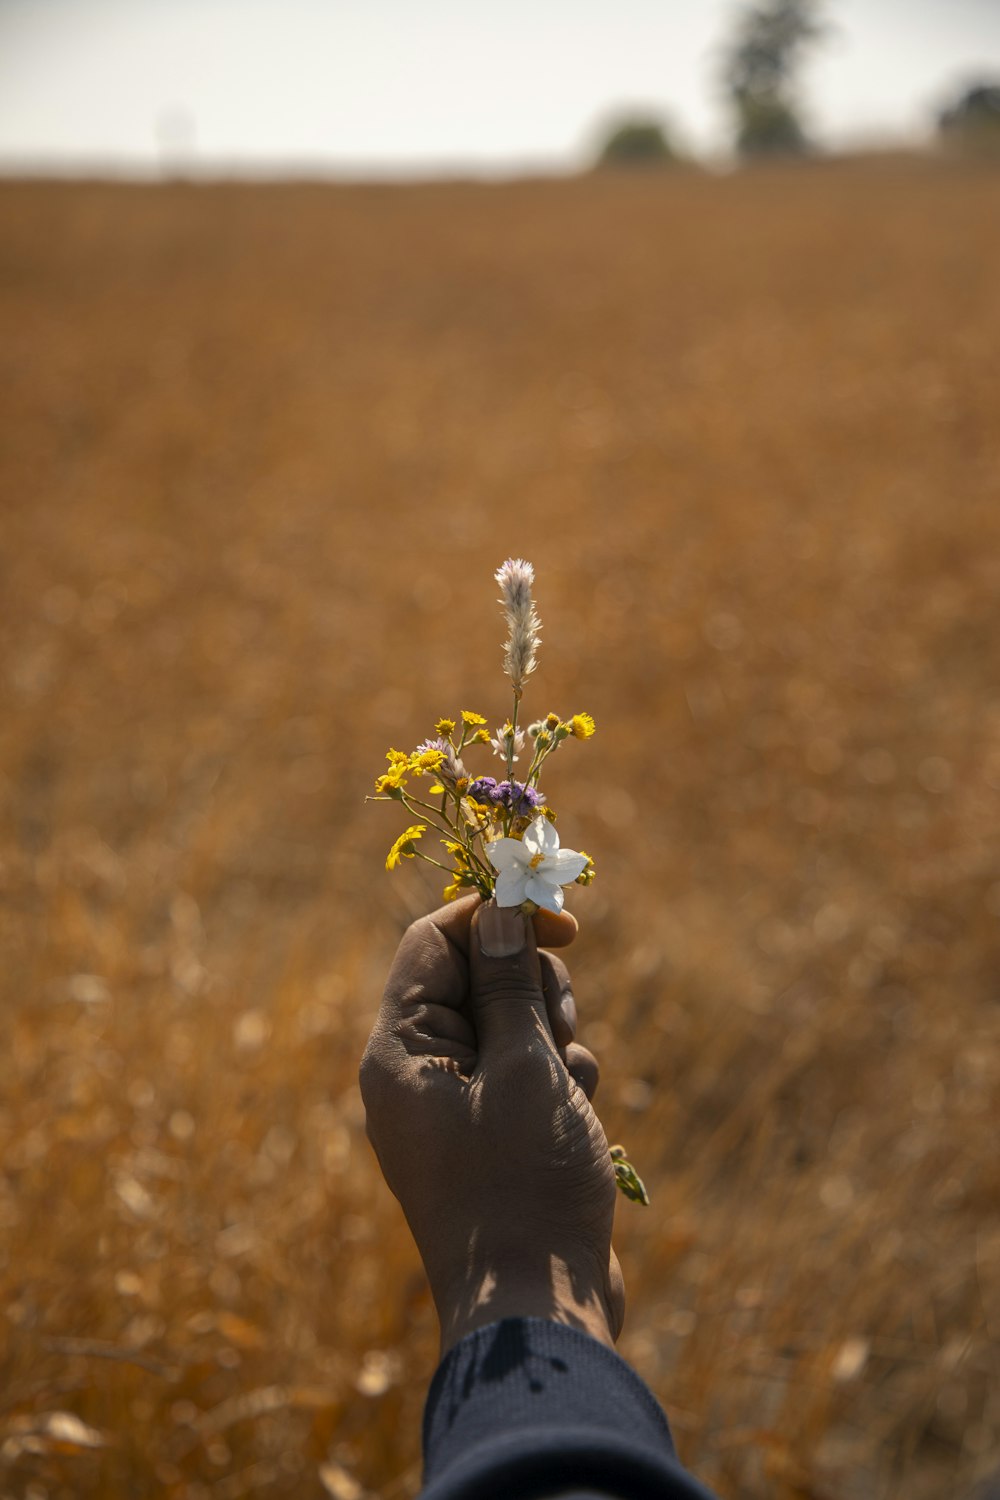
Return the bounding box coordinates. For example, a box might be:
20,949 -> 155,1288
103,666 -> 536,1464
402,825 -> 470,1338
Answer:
359,895 -> 624,1353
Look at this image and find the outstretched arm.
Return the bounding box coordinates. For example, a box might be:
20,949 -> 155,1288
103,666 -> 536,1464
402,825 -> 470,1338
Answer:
360,895 -> 718,1500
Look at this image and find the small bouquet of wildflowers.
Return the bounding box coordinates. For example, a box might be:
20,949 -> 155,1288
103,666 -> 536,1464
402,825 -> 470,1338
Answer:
370,558 -> 648,1205
372,559 -> 596,915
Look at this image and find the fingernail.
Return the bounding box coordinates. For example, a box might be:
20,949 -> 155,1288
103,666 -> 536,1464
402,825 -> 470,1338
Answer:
478,900 -> 527,957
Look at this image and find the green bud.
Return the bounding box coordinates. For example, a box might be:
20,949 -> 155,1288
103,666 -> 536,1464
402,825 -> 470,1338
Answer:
610,1145 -> 650,1206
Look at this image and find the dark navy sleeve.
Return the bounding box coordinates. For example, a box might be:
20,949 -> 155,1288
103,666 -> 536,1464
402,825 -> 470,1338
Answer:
420,1318 -> 718,1499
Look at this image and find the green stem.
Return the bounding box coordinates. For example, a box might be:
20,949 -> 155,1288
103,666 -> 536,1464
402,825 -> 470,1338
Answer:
412,850 -> 458,874
398,795 -> 464,849
503,689 -> 521,837
524,739 -> 553,788
407,791 -> 493,881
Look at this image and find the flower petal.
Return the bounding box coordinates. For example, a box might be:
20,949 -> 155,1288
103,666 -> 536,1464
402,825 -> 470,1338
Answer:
523,815 -> 558,859
485,837 -> 528,873
544,849 -> 589,884
494,867 -> 528,907
526,873 -> 564,913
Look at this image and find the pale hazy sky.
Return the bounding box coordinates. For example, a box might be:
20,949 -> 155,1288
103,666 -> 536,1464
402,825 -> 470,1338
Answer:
1,0 -> 999,175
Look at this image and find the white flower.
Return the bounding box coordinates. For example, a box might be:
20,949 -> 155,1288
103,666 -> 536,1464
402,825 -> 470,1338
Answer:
485,816 -> 588,915
489,725 -> 526,762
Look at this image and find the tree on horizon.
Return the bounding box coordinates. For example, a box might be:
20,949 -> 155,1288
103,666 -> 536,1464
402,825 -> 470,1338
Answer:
720,0 -> 827,159
938,80 -> 1000,156
595,116 -> 680,169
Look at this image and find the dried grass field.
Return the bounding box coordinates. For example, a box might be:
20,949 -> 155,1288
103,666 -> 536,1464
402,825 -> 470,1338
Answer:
1,157 -> 999,1500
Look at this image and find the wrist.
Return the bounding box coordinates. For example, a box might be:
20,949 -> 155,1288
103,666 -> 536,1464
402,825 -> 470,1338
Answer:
434,1252 -> 619,1355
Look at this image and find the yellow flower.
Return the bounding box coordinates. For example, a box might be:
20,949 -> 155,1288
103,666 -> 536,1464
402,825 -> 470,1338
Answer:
472,727 -> 491,744
435,718 -> 456,736
442,881 -> 461,902
428,783 -> 445,795
575,850 -> 596,886
386,824 -> 426,871
386,748 -> 410,766
374,759 -> 410,795
410,748 -> 446,774
568,713 -> 596,740
461,710 -> 487,725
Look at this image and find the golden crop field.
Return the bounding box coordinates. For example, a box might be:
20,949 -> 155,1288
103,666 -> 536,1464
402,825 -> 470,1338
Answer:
1,157 -> 998,1500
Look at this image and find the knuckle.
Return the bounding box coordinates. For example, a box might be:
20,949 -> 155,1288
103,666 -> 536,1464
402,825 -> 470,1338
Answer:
405,912 -> 433,942
474,968 -> 544,1009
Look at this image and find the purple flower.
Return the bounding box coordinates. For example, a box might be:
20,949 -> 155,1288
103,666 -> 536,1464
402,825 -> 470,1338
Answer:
469,777 -> 545,817
497,781 -> 546,816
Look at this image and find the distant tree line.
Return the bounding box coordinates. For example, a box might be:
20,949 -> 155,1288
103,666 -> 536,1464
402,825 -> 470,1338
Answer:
595,0 -> 1000,168
597,0 -> 824,168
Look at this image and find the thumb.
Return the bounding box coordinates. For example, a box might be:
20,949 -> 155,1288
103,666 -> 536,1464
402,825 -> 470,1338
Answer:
469,900 -> 557,1055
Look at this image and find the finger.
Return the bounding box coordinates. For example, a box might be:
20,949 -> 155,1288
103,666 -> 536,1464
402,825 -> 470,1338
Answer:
468,901 -> 556,1055
540,951 -> 577,1049
381,899 -> 477,1023
361,902 -> 480,1119
425,895 -> 578,960
608,1251 -> 626,1340
532,907 -> 578,950
397,1001 -> 476,1053
561,1041 -> 600,1101
378,895 -> 578,1046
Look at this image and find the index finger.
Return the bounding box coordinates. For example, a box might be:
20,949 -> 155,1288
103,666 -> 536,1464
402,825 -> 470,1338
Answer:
380,898 -> 477,1019
379,895 -> 577,1022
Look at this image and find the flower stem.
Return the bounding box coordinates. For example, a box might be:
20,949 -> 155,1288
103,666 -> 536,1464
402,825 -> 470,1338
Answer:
412,851 -> 457,874
397,796 -> 463,849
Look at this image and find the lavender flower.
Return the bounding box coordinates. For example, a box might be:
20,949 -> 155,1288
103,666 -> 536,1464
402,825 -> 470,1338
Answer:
418,738 -> 467,788
469,776 -> 544,818
496,781 -> 545,817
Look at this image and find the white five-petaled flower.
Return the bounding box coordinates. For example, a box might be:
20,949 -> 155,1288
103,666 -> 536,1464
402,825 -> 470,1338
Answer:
486,816 -> 588,915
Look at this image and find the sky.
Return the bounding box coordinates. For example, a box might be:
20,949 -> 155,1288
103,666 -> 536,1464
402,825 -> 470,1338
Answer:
1,0 -> 999,176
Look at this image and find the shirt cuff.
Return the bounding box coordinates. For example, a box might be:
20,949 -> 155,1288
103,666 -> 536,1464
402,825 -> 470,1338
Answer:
421,1317 -> 717,1499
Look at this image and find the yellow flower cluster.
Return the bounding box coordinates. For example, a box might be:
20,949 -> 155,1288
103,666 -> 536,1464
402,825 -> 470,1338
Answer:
373,746 -> 446,797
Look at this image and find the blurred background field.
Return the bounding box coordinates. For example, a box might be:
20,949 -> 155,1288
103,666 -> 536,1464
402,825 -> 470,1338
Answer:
1,156 -> 999,1499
